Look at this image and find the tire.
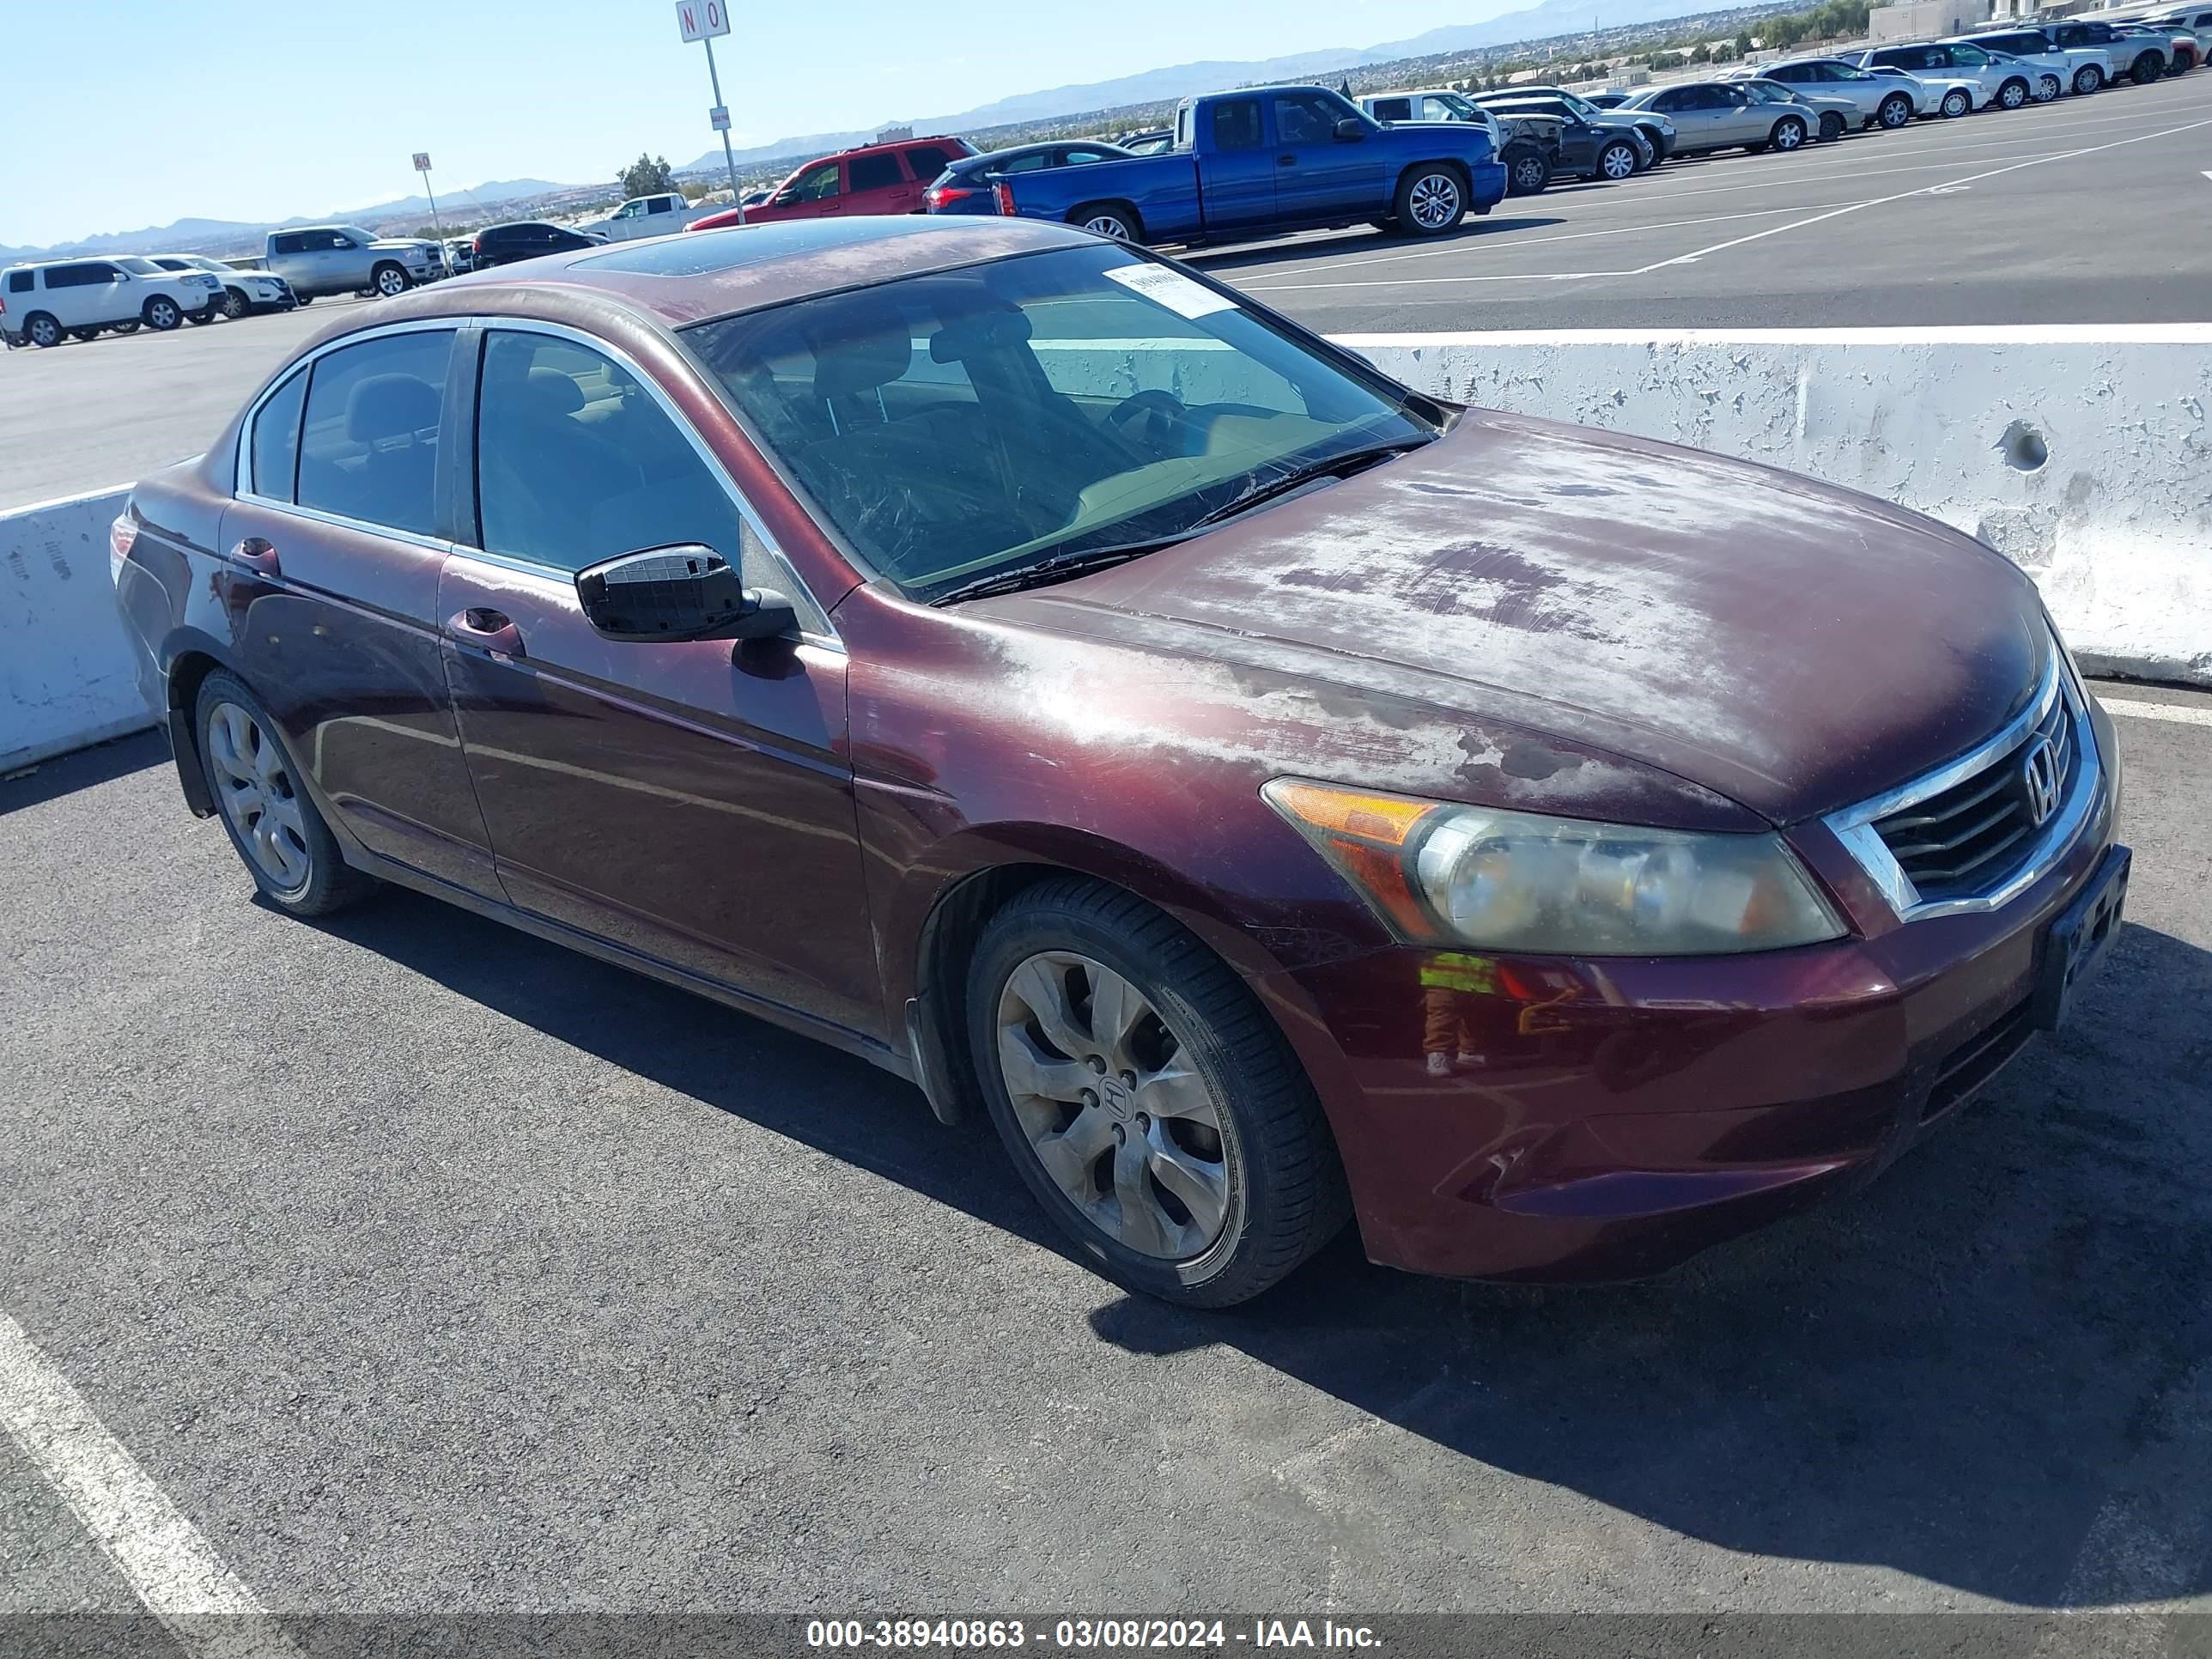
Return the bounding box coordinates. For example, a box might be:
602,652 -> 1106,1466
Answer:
1596,139 -> 1639,180
371,261 -> 410,298
194,672 -> 374,917
1503,143 -> 1553,196
1997,76 -> 2030,109
112,319 -> 139,334
2075,64 -> 2105,94
69,328 -> 101,343
967,878 -> 1349,1307
2131,52 -> 2164,84
1877,92 -> 1914,128
221,287 -> 248,319
185,307 -> 217,326
1940,88 -> 1973,118
1767,115 -> 1808,151
143,295 -> 182,331
1393,164 -> 1466,234
1636,124 -> 1668,163
2037,74 -> 2063,101
1066,202 -> 1140,243
24,313 -> 63,349
1818,111 -> 1846,142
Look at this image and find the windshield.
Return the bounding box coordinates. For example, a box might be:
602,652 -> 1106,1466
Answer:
117,257 -> 163,275
1555,92 -> 1602,118
1745,81 -> 1790,101
338,226 -> 380,244
1431,92 -> 1483,118
1829,62 -> 1877,78
684,244 -> 1437,599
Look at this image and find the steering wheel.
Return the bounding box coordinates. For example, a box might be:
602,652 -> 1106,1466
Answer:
1104,388 -> 1194,459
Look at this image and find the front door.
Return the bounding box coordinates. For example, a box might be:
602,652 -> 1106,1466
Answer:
1194,96 -> 1277,232
219,322 -> 499,896
1267,90 -> 1390,222
438,325 -> 881,1039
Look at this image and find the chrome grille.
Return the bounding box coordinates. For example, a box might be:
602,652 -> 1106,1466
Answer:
1869,691 -> 2076,903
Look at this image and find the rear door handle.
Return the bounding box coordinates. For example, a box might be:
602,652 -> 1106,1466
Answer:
448,607 -> 526,660
1277,153 -> 1297,165
229,536 -> 279,575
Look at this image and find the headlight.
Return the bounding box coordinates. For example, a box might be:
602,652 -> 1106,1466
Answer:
1262,778 -> 1846,957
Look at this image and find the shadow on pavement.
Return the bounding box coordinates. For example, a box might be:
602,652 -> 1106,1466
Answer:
0,729 -> 166,817
1180,216 -> 1566,276
318,885 -> 2212,1609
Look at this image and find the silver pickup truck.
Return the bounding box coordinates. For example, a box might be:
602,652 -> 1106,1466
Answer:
263,225 -> 444,301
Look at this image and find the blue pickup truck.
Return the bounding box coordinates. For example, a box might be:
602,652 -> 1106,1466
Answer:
966,84 -> 1507,248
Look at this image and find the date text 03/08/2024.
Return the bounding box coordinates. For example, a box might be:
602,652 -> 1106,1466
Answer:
804,1619 -> 1382,1649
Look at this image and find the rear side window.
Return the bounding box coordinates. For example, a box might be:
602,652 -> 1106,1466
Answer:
249,370 -> 307,501
296,331 -> 451,536
848,151 -> 903,191
472,331 -> 823,628
902,145 -> 955,177
996,149 -> 1054,174
1212,100 -> 1263,149
45,264 -> 110,289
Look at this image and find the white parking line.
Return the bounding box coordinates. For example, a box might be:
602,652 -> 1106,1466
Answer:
2101,696 -> 2212,727
0,1310 -> 302,1659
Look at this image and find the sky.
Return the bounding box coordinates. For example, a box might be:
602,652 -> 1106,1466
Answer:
0,0 -> 1518,249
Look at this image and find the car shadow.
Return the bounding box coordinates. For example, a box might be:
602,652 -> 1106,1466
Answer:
0,728 -> 166,817
1177,216 -> 1566,276
310,888 -> 2212,1609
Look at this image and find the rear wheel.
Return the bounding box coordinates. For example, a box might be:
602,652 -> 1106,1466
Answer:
1066,202 -> 1140,243
1877,91 -> 1914,127
1940,87 -> 1973,117
112,319 -> 139,334
185,307 -> 217,325
1596,139 -> 1639,179
2075,64 -> 2105,93
1503,143 -> 1553,195
968,878 -> 1348,1306
371,261 -> 410,297
1998,76 -> 2030,108
195,672 -> 374,917
25,313 -> 63,348
143,295 -> 181,331
68,328 -> 100,343
1394,165 -> 1466,234
1817,111 -> 1846,142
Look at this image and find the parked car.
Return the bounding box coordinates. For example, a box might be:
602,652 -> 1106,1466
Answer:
265,226 -> 442,301
1848,41 -> 2038,109
1616,80 -> 1823,153
1473,86 -> 1677,166
1956,25 -> 2124,93
690,137 -> 978,229
145,254 -> 295,320
442,240 -> 476,274
2141,3 -> 2212,60
1580,90 -> 1632,106
1723,57 -> 1928,127
574,191 -> 721,240
1735,76 -> 1861,141
1358,88 -> 1500,144
2045,17 -> 2172,82
1971,46 -> 2069,102
1357,92 -> 1572,198
0,256 -> 218,346
1839,56 -> 1988,116
110,216 -> 2128,1307
471,221 -> 609,268
922,142 -> 1133,216
1474,95 -> 1648,179
2112,21 -> 2197,71
982,84 -> 1505,246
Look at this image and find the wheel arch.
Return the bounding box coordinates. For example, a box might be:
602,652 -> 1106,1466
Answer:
1395,157 -> 1472,197
158,629 -> 246,817
1064,199 -> 1144,241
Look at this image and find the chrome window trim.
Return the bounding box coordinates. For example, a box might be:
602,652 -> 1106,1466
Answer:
1823,650 -> 2103,921
228,313 -> 842,653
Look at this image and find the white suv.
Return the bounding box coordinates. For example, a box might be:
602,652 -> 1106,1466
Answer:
0,256 -> 222,348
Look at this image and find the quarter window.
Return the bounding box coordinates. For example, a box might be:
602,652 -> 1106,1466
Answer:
6,270 -> 32,294
295,331 -> 451,536
249,369 -> 308,502
473,331 -> 821,628
1212,99 -> 1263,149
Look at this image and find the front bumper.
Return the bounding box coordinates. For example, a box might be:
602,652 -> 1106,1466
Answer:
1261,702 -> 2124,1284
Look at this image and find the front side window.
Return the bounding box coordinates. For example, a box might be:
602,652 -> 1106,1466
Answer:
117,258 -> 163,276
791,162 -> 842,202
472,331 -> 822,629
249,369 -> 308,501
1272,93 -> 1338,146
848,152 -> 904,192
295,331 -> 451,535
1212,99 -> 1263,149
684,244 -> 1436,599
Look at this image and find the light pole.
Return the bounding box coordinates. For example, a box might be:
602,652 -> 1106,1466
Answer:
678,1 -> 745,222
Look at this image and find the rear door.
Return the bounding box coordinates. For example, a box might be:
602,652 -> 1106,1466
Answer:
1194,96 -> 1276,232
218,322 -> 498,895
846,149 -> 912,215
437,324 -> 879,1036
1268,89 -> 1391,221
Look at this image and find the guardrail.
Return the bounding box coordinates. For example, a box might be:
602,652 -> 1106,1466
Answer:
4,326 -> 2205,770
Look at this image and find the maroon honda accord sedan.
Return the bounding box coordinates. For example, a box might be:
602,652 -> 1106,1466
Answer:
110,216 -> 2128,1305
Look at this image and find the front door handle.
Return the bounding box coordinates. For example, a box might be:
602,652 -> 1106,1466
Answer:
1277,153 -> 1297,165
230,536 -> 278,575
448,607 -> 526,660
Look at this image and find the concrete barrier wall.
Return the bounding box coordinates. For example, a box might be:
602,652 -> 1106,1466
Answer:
1,486 -> 147,772
1343,328 -> 2212,687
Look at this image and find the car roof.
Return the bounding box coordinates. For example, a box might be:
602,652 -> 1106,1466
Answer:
379,216 -> 1097,330
946,140 -> 1114,170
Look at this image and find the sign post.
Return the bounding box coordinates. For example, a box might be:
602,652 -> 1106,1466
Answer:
412,152 -> 446,268
676,1 -> 744,222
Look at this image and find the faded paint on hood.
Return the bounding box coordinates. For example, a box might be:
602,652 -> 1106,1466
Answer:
995,410 -> 2050,824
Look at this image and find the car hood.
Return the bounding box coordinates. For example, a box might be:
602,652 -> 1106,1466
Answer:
368,238 -> 437,252
990,411 -> 2051,825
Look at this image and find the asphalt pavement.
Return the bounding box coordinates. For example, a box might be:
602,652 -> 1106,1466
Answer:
3,690 -> 2209,1632
5,71 -> 2209,511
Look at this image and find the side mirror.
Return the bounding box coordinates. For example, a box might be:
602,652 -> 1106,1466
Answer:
1334,116 -> 1368,141
575,545 -> 797,645
773,190 -> 797,206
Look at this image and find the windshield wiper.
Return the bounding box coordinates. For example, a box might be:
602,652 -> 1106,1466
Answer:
1188,436 -> 1434,531
930,532 -> 1202,605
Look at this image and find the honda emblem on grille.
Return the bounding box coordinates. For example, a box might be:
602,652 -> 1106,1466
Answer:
2021,735 -> 2062,827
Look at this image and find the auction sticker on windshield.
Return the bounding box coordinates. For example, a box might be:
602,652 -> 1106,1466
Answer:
1103,263 -> 1238,319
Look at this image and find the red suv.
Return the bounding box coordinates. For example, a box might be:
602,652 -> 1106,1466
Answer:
688,136 -> 976,230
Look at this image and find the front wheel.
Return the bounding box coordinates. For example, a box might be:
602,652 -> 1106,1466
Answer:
1768,115 -> 1808,151
1596,139 -> 1639,180
371,262 -> 410,298
1877,92 -> 1914,127
1503,143 -> 1553,196
2075,64 -> 2105,94
143,295 -> 181,331
1394,166 -> 1466,235
2037,74 -> 2063,101
1818,111 -> 1846,142
1998,77 -> 2030,108
221,288 -> 248,319
1940,88 -> 1973,118
968,878 -> 1348,1306
195,672 -> 374,917
2132,52 -> 2165,84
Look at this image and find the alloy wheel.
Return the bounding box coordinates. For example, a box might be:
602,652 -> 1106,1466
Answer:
1407,171 -> 1462,229
1511,155 -> 1547,191
994,951 -> 1231,1261
1600,143 -> 1637,179
1772,118 -> 1805,150
27,316 -> 60,348
2000,79 -> 2028,107
375,266 -> 408,297
206,702 -> 312,890
222,289 -> 247,319
148,298 -> 179,329
1942,89 -> 1972,117
1080,212 -> 1133,240
1880,94 -> 1912,126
